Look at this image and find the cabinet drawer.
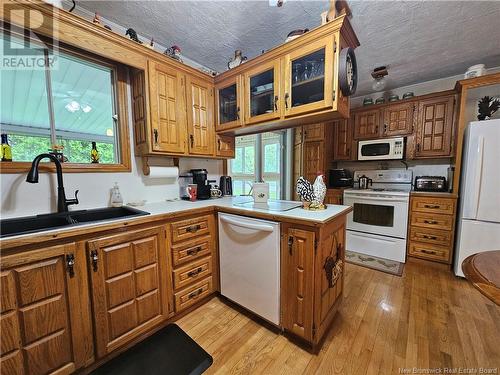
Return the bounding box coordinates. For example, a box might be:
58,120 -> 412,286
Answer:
410,212 -> 454,231
174,276 -> 213,313
411,197 -> 456,215
409,227 -> 452,247
408,242 -> 450,263
171,236 -> 212,267
173,256 -> 212,291
170,215 -> 212,243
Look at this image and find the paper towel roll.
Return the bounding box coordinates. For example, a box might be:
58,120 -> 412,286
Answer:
147,166 -> 179,179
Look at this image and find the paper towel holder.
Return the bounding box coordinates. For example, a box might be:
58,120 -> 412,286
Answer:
141,156 -> 179,176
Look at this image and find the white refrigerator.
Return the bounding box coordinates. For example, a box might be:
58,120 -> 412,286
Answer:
454,119 -> 500,277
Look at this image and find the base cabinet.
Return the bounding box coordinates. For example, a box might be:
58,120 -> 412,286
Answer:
87,226 -> 173,358
281,216 -> 346,346
0,244 -> 93,375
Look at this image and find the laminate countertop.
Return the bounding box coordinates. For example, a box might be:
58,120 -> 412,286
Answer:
0,197 -> 352,248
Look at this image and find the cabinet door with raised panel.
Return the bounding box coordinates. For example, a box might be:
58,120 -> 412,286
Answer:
87,227 -> 172,358
186,76 -> 215,156
415,95 -> 455,158
303,140 -> 324,182
353,109 -> 381,140
382,102 -> 415,136
333,119 -> 352,160
303,123 -> 325,141
0,243 -> 92,375
148,60 -> 187,154
282,228 -> 315,341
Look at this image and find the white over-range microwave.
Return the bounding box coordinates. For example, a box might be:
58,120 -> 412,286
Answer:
358,137 -> 405,161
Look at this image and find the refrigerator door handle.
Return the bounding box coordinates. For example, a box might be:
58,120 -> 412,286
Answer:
472,136 -> 485,220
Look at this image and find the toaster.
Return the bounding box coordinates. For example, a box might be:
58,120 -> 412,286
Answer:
414,176 -> 447,192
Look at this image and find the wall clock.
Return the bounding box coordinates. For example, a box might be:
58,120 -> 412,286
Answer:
338,47 -> 357,96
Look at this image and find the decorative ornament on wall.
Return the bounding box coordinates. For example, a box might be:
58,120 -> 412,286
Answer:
227,50 -> 247,70
371,66 -> 388,92
339,47 -> 357,96
478,96 -> 500,121
164,45 -> 183,62
125,28 -> 142,44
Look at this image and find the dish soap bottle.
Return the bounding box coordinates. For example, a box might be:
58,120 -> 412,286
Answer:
1,134 -> 12,162
110,182 -> 123,207
91,141 -> 100,163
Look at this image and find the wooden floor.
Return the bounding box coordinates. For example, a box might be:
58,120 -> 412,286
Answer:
177,258 -> 500,374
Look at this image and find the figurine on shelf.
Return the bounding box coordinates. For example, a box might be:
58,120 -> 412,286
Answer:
125,28 -> 142,44
312,173 -> 327,207
90,141 -> 100,164
164,45 -> 183,62
92,12 -> 102,26
296,176 -> 315,202
296,174 -> 327,210
227,50 -> 247,70
146,37 -> 155,49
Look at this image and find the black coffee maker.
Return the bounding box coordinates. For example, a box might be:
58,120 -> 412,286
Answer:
191,169 -> 212,200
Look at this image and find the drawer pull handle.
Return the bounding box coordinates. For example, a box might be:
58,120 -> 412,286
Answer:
421,249 -> 436,255
186,246 -> 202,256
186,224 -> 201,233
90,250 -> 99,272
188,288 -> 203,299
422,235 -> 438,240
66,254 -> 75,277
188,267 -> 203,278
424,204 -> 440,209
424,220 -> 438,225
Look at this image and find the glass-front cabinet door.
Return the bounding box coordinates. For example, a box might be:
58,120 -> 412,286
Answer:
244,59 -> 281,125
216,76 -> 243,131
283,35 -> 335,117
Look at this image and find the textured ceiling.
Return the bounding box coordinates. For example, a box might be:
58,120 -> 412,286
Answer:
79,0 -> 500,96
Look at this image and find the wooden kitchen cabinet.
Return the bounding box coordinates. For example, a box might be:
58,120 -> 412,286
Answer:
333,119 -> 354,160
353,108 -> 381,140
283,35 -> 335,118
186,75 -> 215,156
147,60 -> 188,154
215,75 -> 243,131
381,101 -> 415,136
282,215 -> 346,346
325,188 -> 345,205
87,226 -> 173,358
244,59 -> 281,125
0,243 -> 93,375
414,95 -> 455,158
215,134 -> 235,158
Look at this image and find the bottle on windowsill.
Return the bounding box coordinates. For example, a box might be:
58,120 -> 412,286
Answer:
1,134 -> 12,162
91,141 -> 100,163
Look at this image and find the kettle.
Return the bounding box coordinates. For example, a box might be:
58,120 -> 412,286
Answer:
358,175 -> 373,189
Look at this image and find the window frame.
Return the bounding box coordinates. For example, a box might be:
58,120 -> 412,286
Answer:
0,25 -> 131,173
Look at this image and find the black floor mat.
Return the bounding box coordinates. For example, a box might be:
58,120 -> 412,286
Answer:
91,324 -> 213,375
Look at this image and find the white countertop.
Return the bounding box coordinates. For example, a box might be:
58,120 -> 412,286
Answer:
144,196 -> 351,223
1,197 -> 352,242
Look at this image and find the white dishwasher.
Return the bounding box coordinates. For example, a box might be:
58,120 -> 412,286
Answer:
218,213 -> 280,325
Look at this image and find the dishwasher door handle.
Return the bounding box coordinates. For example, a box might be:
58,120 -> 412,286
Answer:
220,216 -> 275,233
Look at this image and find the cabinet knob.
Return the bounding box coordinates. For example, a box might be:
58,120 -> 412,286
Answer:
66,254 -> 75,277
274,95 -> 279,111
90,250 -> 99,272
189,134 -> 194,147
153,129 -> 159,144
284,93 -> 289,109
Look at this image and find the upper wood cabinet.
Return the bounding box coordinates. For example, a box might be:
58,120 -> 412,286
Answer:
186,76 -> 215,156
333,119 -> 354,160
414,95 -> 455,158
215,75 -> 243,131
0,243 -> 93,375
244,59 -> 281,125
283,35 -> 335,118
353,108 -> 381,140
87,227 -> 173,358
382,101 -> 415,137
147,60 -> 187,154
215,134 -> 235,158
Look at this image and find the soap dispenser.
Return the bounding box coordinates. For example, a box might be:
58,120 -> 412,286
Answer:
110,182 -> 123,207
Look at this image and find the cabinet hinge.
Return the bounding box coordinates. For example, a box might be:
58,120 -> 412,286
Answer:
334,41 -> 337,53
333,90 -> 336,100
312,323 -> 316,338
314,239 -> 318,254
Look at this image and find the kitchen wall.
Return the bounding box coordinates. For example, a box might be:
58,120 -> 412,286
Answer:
0,82 -> 224,219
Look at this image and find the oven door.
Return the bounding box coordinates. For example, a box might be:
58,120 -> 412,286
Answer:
344,193 -> 409,239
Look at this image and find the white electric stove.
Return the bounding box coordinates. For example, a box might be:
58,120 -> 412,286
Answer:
343,169 -> 413,263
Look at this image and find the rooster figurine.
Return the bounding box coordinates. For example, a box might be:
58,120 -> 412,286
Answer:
478,96 -> 500,121
296,177 -> 315,202
312,173 -> 327,207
